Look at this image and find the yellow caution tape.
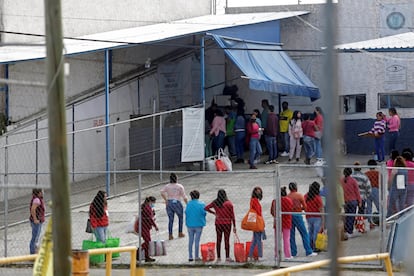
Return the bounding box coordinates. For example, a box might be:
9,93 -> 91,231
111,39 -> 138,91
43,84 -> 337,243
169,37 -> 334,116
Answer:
33,218 -> 53,276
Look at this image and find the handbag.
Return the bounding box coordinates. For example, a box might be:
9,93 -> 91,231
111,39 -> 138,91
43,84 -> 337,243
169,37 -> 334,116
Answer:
149,233 -> 167,256
355,215 -> 365,233
233,233 -> 246,262
315,231 -> 328,251
241,208 -> 265,232
218,148 -> 232,171
201,242 -> 216,262
85,218 -> 93,233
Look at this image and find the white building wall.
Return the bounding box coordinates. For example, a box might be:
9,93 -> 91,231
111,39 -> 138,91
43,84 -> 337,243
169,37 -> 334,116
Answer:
1,0 -> 211,42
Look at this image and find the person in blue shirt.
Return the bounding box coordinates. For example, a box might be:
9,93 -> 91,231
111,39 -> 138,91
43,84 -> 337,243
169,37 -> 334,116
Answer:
185,190 -> 207,262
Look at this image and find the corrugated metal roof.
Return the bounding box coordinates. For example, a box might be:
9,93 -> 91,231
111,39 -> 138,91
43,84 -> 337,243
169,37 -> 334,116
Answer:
335,32 -> 414,51
0,11 -> 309,64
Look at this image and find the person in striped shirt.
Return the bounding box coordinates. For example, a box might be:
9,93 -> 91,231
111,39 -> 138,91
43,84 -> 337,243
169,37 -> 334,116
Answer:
369,112 -> 386,162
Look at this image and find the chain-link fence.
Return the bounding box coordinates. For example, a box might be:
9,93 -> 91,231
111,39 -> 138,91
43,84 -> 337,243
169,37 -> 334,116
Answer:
0,162 -> 393,269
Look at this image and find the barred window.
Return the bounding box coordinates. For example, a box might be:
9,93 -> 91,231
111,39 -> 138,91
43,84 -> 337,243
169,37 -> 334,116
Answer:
340,94 -> 366,114
379,93 -> 414,108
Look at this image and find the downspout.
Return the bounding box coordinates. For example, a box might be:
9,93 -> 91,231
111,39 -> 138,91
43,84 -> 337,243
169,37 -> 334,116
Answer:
201,36 -> 205,170
104,50 -> 111,195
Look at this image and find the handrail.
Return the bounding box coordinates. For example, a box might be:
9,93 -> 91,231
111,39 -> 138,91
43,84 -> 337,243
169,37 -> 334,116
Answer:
255,253 -> 393,276
386,204 -> 414,223
0,246 -> 137,276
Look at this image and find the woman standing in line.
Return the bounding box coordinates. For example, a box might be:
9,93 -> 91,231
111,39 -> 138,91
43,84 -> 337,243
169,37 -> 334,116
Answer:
385,107 -> 401,154
271,187 -> 293,260
160,173 -> 188,240
205,189 -> 236,262
29,188 -> 45,254
209,109 -> 226,155
89,190 -> 109,243
288,111 -> 303,162
185,190 -> 206,262
139,196 -> 158,262
301,113 -> 316,165
387,156 -> 407,217
247,186 -> 264,261
340,168 -> 362,239
314,107 -> 324,162
304,182 -> 324,252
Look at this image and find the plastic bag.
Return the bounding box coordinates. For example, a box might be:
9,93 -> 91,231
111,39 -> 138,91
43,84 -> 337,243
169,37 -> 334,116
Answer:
315,232 -> 328,251
233,233 -> 246,263
218,148 -> 232,171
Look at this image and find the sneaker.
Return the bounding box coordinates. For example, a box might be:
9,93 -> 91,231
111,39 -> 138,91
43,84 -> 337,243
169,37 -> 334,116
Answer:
264,160 -> 272,164
225,258 -> 234,262
306,252 -> 318,257
249,165 -> 257,169
195,258 -> 202,262
284,257 -> 294,261
296,158 -> 300,162
145,257 -> 156,262
272,160 -> 279,164
188,259 -> 194,262
215,258 -> 221,263
288,159 -> 291,162
281,151 -> 289,157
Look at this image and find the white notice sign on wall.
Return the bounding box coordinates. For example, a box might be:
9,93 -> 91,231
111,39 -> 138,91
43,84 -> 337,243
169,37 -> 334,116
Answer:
181,107 -> 204,162
384,61 -> 407,91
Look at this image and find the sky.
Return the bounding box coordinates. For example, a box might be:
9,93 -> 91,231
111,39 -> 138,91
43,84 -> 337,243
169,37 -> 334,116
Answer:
226,0 -> 337,7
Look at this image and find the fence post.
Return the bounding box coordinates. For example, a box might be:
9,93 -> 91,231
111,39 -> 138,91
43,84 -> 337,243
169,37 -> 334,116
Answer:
113,125 -> 117,194
274,165 -> 281,268
3,135 -> 8,257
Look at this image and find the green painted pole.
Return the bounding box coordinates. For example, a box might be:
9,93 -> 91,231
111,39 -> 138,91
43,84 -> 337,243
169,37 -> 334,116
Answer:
44,0 -> 72,274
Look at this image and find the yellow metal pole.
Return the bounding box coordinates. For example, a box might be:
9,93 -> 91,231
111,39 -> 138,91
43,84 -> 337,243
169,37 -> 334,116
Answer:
105,252 -> 112,276
130,249 -> 137,276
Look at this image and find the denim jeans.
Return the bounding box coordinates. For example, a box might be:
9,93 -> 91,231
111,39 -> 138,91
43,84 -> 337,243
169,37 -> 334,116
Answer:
248,231 -> 263,258
235,131 -> 245,160
388,131 -> 399,154
212,131 -> 225,155
265,135 -> 277,161
387,187 -> 407,217
374,136 -> 385,162
406,185 -> 414,207
167,200 -> 184,234
306,217 -> 321,250
290,214 -> 313,256
281,132 -> 290,153
225,135 -> 236,156
187,227 -> 203,259
303,136 -> 315,159
315,138 -> 322,159
344,200 -> 357,234
30,221 -> 43,254
249,138 -> 262,166
366,187 -> 379,223
94,226 -> 107,243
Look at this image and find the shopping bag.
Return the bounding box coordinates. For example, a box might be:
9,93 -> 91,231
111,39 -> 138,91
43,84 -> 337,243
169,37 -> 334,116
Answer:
82,238 -> 105,264
105,231 -> 121,258
215,159 -> 228,171
241,209 -> 265,232
218,148 -> 232,171
201,242 -> 216,262
315,232 -> 328,251
85,218 -> 93,233
233,233 -> 246,263
205,156 -> 217,171
126,216 -> 139,235
355,215 -> 365,233
245,241 -> 260,260
149,240 -> 167,256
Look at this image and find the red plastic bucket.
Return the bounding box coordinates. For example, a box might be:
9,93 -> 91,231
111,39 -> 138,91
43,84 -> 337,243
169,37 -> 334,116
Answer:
201,242 -> 216,262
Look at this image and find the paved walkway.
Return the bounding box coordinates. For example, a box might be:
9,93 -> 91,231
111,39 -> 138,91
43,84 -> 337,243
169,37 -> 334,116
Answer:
0,153 -> 402,275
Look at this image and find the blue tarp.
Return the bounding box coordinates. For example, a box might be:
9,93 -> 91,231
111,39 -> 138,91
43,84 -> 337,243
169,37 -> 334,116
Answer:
211,34 -> 320,101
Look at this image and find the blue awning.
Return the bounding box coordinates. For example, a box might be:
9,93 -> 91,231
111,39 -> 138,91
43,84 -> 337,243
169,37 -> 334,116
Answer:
211,34 -> 320,101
